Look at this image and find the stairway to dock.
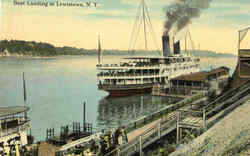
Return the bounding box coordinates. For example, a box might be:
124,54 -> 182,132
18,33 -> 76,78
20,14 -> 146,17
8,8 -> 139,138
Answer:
105,80 -> 250,156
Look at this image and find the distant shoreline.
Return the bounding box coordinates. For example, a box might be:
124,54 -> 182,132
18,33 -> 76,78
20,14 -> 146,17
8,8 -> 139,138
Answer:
0,54 -> 86,59
0,39 -> 236,58
0,53 -> 237,59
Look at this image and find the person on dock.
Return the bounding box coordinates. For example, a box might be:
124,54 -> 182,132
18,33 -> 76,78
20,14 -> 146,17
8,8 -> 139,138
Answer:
113,128 -> 121,145
83,146 -> 94,156
97,136 -> 106,156
121,127 -> 128,144
0,142 -> 4,155
89,139 -> 97,153
104,134 -> 110,150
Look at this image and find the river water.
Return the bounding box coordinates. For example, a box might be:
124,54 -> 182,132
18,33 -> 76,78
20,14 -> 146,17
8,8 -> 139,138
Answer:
0,55 -> 237,140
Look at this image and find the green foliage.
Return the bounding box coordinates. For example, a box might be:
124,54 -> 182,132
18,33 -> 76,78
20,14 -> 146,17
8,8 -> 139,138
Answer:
0,40 -> 57,56
146,144 -> 176,156
0,40 -> 88,56
0,39 -> 236,57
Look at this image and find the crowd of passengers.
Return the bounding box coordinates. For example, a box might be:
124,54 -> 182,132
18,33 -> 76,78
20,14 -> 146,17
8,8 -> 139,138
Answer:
99,57 -> 199,68
98,70 -> 159,77
100,61 -> 159,67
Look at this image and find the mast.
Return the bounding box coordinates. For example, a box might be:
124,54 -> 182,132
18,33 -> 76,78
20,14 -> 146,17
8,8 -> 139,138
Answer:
238,31 -> 240,53
185,34 -> 187,53
142,0 -> 147,50
187,29 -> 195,56
98,34 -> 101,65
172,36 -> 175,53
128,0 -> 159,53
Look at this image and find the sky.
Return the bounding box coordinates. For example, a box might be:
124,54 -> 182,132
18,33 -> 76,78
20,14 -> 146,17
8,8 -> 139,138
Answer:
1,0 -> 250,54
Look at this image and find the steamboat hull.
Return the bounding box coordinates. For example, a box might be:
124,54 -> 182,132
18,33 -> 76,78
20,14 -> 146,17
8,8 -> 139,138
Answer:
98,84 -> 153,97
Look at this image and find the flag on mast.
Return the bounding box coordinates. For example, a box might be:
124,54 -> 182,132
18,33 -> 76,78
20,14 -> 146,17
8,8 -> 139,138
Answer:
98,34 -> 101,65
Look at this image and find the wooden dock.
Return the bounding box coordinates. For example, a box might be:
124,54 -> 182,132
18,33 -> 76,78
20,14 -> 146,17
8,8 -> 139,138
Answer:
56,92 -> 208,155
105,80 -> 250,156
55,80 -> 250,156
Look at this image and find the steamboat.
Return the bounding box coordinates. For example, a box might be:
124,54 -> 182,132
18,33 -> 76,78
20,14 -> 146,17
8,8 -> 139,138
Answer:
97,35 -> 200,96
0,106 -> 31,155
96,0 -> 200,97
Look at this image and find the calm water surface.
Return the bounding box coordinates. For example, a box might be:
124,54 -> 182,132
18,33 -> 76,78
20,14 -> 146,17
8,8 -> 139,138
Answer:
0,55 -> 237,140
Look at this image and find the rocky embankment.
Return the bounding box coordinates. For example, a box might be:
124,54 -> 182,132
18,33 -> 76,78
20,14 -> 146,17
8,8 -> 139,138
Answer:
170,98 -> 250,156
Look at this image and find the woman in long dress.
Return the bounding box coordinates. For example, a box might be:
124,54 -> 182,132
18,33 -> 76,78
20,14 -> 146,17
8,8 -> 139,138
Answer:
121,127 -> 128,144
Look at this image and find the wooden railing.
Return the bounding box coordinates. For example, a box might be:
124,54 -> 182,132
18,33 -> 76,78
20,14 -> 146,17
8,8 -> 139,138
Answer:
204,80 -> 250,118
56,92 -> 208,155
105,81 -> 250,156
175,80 -> 250,144
105,115 -> 177,156
123,92 -> 207,134
104,92 -> 208,156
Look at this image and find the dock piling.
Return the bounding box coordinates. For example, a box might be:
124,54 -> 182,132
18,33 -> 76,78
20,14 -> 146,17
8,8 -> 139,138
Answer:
140,136 -> 142,156
176,111 -> 180,144
83,101 -> 86,131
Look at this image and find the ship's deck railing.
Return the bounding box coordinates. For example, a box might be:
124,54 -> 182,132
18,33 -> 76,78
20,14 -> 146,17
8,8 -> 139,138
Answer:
98,83 -> 154,90
97,73 -> 160,78
97,58 -> 200,69
0,117 -> 30,138
97,63 -> 161,69
97,63 -> 197,69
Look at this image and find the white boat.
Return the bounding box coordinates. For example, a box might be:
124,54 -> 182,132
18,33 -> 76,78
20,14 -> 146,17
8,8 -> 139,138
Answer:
0,106 -> 31,155
96,0 -> 200,96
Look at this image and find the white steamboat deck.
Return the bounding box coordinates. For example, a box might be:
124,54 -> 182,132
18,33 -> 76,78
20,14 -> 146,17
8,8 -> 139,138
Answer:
96,55 -> 200,96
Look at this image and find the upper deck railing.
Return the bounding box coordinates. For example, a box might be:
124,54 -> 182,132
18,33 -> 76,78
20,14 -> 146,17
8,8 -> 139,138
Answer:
97,57 -> 199,70
97,73 -> 160,78
98,83 -> 154,90
97,63 -> 161,69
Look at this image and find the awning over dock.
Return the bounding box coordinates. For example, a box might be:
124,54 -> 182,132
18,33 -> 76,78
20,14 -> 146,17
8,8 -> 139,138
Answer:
172,66 -> 230,82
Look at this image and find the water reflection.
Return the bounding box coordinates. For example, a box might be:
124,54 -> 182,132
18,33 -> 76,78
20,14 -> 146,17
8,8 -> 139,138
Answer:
96,94 -> 174,131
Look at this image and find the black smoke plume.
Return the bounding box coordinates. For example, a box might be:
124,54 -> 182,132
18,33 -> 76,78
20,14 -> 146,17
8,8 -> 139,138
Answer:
164,0 -> 212,34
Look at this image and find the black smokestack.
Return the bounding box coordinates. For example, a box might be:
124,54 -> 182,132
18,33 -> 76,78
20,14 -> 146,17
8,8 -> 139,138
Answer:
164,0 -> 212,34
162,35 -> 171,57
174,41 -> 181,55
